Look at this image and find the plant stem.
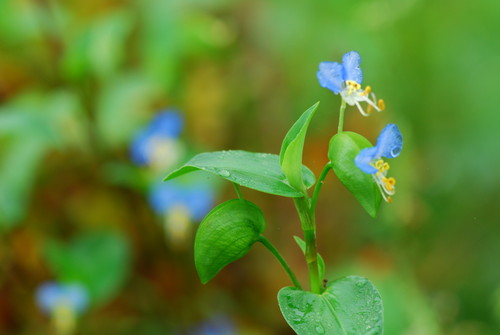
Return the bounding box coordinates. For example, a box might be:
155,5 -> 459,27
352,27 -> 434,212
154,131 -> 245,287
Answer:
293,197 -> 321,293
310,163 -> 331,216
258,236 -> 302,290
233,183 -> 244,200
338,98 -> 347,133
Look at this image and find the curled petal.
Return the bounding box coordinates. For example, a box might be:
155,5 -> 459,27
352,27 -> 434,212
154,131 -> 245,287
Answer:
317,62 -> 344,94
375,124 -> 403,159
342,51 -> 363,84
355,147 -> 378,174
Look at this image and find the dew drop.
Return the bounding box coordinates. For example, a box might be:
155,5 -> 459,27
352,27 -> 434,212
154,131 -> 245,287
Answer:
219,169 -> 230,177
315,324 -> 325,334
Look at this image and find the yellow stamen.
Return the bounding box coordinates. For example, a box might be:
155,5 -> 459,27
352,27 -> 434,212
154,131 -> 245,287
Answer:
378,99 -> 385,111
387,196 -> 393,203
383,162 -> 390,171
360,85 -> 372,96
375,159 -> 384,170
366,104 -> 373,114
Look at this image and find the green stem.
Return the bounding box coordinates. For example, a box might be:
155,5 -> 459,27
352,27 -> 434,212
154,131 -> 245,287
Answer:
338,98 -> 347,133
310,163 -> 332,216
258,235 -> 302,290
293,197 -> 321,293
233,183 -> 244,200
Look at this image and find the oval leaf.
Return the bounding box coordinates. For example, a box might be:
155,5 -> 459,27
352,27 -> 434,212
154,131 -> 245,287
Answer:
293,236 -> 326,282
278,276 -> 384,335
195,199 -> 266,284
165,151 -> 315,198
328,132 -> 381,218
280,102 -> 320,192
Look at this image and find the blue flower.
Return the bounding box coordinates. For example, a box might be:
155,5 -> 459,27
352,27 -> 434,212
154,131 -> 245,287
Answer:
131,110 -> 184,169
36,282 -> 89,315
190,315 -> 236,335
149,181 -> 214,220
150,180 -> 215,245
355,124 -> 403,202
317,51 -> 385,116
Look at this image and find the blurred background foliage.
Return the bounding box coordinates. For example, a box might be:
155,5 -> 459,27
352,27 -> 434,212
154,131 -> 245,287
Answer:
0,0 -> 499,334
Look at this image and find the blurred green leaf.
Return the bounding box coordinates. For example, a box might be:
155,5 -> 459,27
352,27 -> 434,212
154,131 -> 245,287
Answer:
61,11 -> 133,80
329,132 -> 381,218
165,150 -> 316,197
44,231 -> 131,305
279,102 -> 319,193
293,236 -> 325,282
278,276 -> 383,335
195,199 -> 265,284
97,73 -> 162,148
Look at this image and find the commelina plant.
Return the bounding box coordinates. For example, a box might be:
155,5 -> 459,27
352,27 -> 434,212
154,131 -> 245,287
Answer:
165,51 -> 403,334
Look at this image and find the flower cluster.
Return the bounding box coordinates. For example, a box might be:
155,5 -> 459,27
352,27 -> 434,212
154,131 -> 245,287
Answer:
318,51 -> 403,202
317,51 -> 385,116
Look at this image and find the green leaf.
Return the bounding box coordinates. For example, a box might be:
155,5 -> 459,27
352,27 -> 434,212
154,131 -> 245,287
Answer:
279,102 -> 319,192
293,236 -> 326,282
195,199 -> 266,284
165,151 -> 315,198
278,276 -> 384,335
44,231 -> 131,305
328,132 -> 381,218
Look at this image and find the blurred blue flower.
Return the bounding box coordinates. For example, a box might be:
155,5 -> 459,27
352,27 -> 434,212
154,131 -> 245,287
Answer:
190,315 -> 236,335
355,124 -> 403,202
36,282 -> 89,315
149,181 -> 214,220
317,51 -> 385,116
131,110 -> 184,169
150,180 -> 215,244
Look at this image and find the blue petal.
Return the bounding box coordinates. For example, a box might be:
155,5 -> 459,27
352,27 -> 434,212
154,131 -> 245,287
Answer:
183,185 -> 215,221
130,128 -> 154,165
149,181 -> 182,215
355,147 -> 378,174
317,62 -> 344,94
341,51 -> 363,84
36,282 -> 60,314
36,282 -> 89,315
64,284 -> 89,314
149,110 -> 183,138
374,124 -> 403,159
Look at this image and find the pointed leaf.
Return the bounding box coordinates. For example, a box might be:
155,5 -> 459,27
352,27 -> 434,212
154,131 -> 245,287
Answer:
195,199 -> 266,284
328,132 -> 381,218
165,151 -> 315,198
279,102 -> 319,192
278,276 -> 384,335
293,236 -> 326,282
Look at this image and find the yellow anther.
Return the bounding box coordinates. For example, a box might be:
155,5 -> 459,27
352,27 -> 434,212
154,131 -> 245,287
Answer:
378,99 -> 385,111
361,85 -> 371,96
387,177 -> 396,185
366,104 -> 373,114
387,196 -> 393,203
375,160 -> 384,170
383,162 -> 390,171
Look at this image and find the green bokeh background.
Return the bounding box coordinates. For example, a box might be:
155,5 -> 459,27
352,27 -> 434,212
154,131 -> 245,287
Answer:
1,0 -> 499,334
